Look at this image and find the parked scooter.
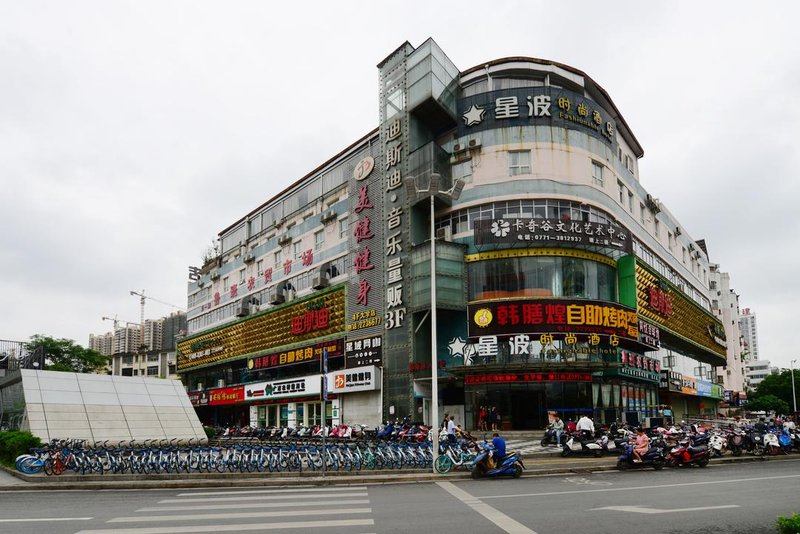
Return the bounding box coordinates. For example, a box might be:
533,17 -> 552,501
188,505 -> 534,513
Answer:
665,438 -> 711,467
561,432 -> 603,457
471,441 -> 524,479
616,442 -> 665,470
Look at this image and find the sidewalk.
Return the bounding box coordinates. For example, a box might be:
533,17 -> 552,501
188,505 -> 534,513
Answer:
0,453 -> 779,492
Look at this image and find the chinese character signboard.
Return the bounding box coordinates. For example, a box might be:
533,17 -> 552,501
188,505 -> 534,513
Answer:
465,372 -> 592,385
244,376 -> 322,402
177,288 -> 345,371
474,218 -> 631,253
328,365 -> 381,394
345,335 -> 382,368
468,298 -> 639,343
247,339 -> 344,371
603,350 -> 661,383
457,87 -> 616,146
207,385 -> 244,406
638,320 -> 661,350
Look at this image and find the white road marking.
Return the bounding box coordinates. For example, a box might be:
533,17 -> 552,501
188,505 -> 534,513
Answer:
75,519 -> 374,534
158,491 -> 366,503
0,517 -> 93,523
176,486 -> 367,497
589,505 -> 740,514
137,498 -> 370,512
110,507 -> 372,522
481,473 -> 800,500
437,481 -> 537,534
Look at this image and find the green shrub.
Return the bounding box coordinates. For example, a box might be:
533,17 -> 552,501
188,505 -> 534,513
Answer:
0,431 -> 42,466
203,426 -> 216,440
776,513 -> 800,534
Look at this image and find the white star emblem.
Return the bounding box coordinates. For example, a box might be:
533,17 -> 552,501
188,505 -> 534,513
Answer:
462,104 -> 485,126
448,337 -> 467,357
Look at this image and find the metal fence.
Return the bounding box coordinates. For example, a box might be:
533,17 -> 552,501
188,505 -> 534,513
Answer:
0,339 -> 44,372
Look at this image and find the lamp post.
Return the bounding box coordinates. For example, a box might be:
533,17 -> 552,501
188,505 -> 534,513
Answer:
405,173 -> 464,474
791,359 -> 797,415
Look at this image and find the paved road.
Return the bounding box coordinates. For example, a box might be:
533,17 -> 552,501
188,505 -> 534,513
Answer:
0,458 -> 798,533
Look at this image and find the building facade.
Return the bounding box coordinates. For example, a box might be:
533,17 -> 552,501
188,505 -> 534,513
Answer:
739,308 -> 759,362
178,39 -> 730,430
709,264 -> 746,400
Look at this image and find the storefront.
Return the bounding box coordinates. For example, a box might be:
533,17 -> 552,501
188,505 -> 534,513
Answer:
658,371 -> 724,420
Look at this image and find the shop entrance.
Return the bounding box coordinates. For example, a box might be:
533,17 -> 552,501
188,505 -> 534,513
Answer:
509,390 -> 545,429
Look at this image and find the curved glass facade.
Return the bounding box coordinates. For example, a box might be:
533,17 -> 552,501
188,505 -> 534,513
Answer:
468,255 -> 617,302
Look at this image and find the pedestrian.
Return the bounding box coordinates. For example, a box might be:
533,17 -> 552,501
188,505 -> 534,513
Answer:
478,405 -> 487,431
576,413 -> 595,439
441,413 -> 449,433
551,414 -> 564,446
566,417 -> 577,434
447,414 -> 457,443
490,407 -> 500,431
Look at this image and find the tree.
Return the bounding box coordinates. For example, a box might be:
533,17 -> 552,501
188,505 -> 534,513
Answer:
744,394 -> 789,415
749,369 -> 800,410
25,335 -> 108,373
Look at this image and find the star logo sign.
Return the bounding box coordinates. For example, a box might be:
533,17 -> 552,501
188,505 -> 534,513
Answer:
462,104 -> 485,126
448,337 -> 467,357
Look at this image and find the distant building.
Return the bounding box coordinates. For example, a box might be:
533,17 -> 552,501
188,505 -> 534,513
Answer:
745,360 -> 775,388
739,308 -> 759,362
709,265 -> 746,394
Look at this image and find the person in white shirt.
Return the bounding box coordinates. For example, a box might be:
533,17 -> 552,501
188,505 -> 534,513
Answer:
784,417 -> 796,431
575,414 -> 595,438
447,415 -> 457,443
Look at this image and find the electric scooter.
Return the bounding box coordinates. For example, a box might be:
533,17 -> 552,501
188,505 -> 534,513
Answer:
616,442 -> 665,470
471,441 -> 524,479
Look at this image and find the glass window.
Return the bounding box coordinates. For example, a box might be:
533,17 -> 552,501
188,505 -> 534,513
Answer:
654,219 -> 660,238
453,160 -> 473,182
256,259 -> 263,275
640,203 -> 646,224
617,181 -> 625,203
293,241 -> 302,259
314,230 -> 325,250
274,250 -> 281,267
508,150 -> 531,176
223,276 -> 229,292
591,161 -> 604,186
627,192 -> 634,212
339,218 -> 349,240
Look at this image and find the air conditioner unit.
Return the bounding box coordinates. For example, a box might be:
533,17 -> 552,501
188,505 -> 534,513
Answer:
468,138 -> 482,149
452,143 -> 466,154
435,226 -> 452,241
197,280 -> 205,288
320,209 -> 337,223
675,226 -> 682,236
236,299 -> 250,317
645,194 -> 662,214
210,271 -> 220,281
278,234 -> 291,246
274,218 -> 285,229
243,253 -> 255,263
312,275 -> 329,290
688,243 -> 695,251
269,292 -> 286,305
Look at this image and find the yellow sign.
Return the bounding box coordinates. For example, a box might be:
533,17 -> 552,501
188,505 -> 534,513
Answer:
177,288 -> 345,371
473,308 -> 493,328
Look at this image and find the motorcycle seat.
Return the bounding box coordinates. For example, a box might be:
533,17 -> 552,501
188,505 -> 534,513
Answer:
688,445 -> 707,454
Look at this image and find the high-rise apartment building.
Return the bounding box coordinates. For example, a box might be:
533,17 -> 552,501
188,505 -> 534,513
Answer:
738,308 -> 759,362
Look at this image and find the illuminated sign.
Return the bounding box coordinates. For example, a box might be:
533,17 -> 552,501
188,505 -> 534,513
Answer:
467,299 -> 639,342
353,156 -> 375,181
465,372 -> 592,385
247,339 -> 344,371
638,320 -> 661,350
603,350 -> 661,383
245,376 -> 321,401
328,365 -> 381,394
177,288 -> 345,371
474,218 -> 631,253
635,265 -> 726,359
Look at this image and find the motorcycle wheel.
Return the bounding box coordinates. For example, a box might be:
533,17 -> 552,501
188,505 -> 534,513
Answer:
732,447 -> 742,457
512,464 -> 522,478
697,457 -> 709,468
593,450 -> 602,458
560,448 -> 570,458
471,465 -> 483,479
540,439 -> 548,447
653,459 -> 665,471
616,460 -> 628,471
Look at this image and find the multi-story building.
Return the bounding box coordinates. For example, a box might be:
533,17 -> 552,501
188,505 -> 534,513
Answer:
739,308 -> 759,362
709,265 -> 746,397
745,360 -> 774,388
178,39 -> 731,429
88,332 -> 115,356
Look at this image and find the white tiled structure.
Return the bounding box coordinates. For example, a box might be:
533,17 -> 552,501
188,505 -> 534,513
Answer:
18,369 -> 206,444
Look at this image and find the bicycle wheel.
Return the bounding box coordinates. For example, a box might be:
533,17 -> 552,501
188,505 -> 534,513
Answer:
43,458 -> 54,476
434,455 -> 453,474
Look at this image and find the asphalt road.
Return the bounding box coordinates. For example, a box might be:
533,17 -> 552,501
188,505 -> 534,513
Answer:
1,458 -> 798,534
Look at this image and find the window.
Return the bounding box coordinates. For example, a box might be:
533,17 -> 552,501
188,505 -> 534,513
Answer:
682,246 -> 686,263
314,230 -> 325,250
256,259 -> 263,275
617,181 -> 625,203
654,218 -> 660,239
627,191 -> 634,212
223,276 -> 230,292
274,250 -> 281,267
508,150 -> 531,176
591,162 -> 604,186
239,268 -> 245,285
147,366 -> 159,376
453,160 -> 473,182
293,241 -> 302,259
668,232 -> 674,251
639,203 -> 646,224
339,218 -> 349,240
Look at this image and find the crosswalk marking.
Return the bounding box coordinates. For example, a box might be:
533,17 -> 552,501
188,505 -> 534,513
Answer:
75,518 -> 375,534
175,486 -> 367,497
110,508 -> 372,523
158,491 -> 367,503
137,498 -> 370,512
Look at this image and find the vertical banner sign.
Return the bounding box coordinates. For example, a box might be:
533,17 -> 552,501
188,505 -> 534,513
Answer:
322,347 -> 329,401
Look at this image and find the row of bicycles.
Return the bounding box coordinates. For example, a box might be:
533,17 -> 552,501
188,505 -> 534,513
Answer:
15,437 -> 438,476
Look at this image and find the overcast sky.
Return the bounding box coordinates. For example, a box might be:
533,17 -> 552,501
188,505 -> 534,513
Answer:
1,1 -> 797,368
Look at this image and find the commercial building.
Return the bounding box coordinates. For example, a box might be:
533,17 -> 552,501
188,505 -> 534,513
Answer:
746,360 -> 775,388
709,264 -> 746,400
178,39 -> 731,430
739,308 -> 759,362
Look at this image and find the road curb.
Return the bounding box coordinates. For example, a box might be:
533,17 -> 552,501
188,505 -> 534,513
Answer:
0,454 -> 792,491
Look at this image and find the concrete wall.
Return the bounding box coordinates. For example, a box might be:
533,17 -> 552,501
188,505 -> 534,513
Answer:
18,369 -> 206,445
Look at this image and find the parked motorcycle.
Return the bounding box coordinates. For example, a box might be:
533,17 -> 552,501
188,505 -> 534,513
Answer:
616,442 -> 665,470
665,439 -> 710,467
561,433 -> 603,457
471,441 -> 524,479
540,425 -> 566,447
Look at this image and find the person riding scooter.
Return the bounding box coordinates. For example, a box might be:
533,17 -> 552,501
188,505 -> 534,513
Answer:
487,432 -> 506,468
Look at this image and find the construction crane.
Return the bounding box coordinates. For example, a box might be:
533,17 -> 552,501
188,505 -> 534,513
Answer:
129,290 -> 185,351
101,315 -> 140,329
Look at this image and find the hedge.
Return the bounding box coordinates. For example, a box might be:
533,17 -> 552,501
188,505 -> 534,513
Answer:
0,431 -> 42,467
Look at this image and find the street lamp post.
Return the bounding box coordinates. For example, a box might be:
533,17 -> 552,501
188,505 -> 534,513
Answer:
791,359 -> 797,414
405,173 -> 464,474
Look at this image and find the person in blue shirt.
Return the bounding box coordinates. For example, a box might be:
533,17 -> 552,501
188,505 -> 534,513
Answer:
491,432 -> 506,459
